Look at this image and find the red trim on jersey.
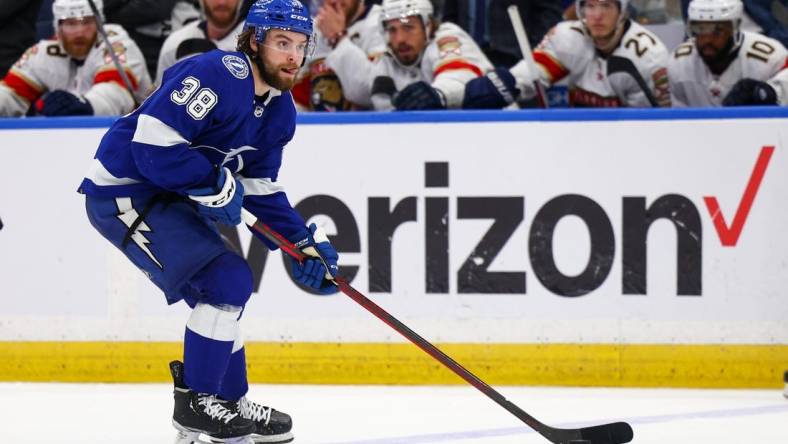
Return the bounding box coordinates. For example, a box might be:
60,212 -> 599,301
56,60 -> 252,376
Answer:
94,69 -> 139,91
2,71 -> 43,102
291,75 -> 311,109
533,51 -> 569,82
434,60 -> 483,78
569,87 -> 621,107
782,56 -> 788,70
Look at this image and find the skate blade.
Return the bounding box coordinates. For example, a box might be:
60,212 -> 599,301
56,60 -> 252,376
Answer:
248,432 -> 294,443
173,420 -> 246,444
208,432 -> 292,444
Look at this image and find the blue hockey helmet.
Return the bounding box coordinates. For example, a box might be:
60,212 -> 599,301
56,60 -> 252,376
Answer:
244,0 -> 314,55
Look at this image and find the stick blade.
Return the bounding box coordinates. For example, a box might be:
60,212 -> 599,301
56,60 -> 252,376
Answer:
578,421 -> 633,444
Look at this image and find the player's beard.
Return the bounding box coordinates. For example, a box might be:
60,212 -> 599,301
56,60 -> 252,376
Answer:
205,2 -> 237,29
62,35 -> 95,60
257,50 -> 300,91
699,38 -> 734,68
393,44 -> 419,65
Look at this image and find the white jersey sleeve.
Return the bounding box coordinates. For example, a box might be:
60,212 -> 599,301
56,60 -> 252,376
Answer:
0,43 -> 46,116
322,4 -> 387,107
669,31 -> 788,107
424,22 -> 493,108
510,21 -> 589,90
305,4 -> 386,110
83,24 -> 153,115
767,61 -> 788,105
155,21 -> 244,84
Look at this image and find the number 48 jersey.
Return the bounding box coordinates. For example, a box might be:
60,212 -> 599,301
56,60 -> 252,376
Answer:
668,31 -> 788,107
78,49 -> 307,240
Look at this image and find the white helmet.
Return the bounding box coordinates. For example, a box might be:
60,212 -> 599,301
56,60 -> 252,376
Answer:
52,0 -> 103,21
687,0 -> 743,21
380,0 -> 434,30
576,0 -> 629,23
687,0 -> 743,45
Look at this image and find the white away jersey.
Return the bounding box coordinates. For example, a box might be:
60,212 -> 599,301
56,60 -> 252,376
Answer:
304,4 -> 387,109
669,31 -> 788,107
155,20 -> 246,84
369,22 -> 493,110
0,24 -> 152,116
510,20 -> 671,107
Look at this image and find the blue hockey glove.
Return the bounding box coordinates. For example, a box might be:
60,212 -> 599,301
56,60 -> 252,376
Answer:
39,90 -> 94,116
723,79 -> 777,106
394,81 -> 447,110
462,67 -> 520,109
288,223 -> 339,295
187,167 -> 245,226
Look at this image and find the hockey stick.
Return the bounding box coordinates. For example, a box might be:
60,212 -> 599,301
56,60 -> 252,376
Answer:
506,5 -> 549,108
240,208 -> 633,444
606,55 -> 659,107
85,0 -> 138,103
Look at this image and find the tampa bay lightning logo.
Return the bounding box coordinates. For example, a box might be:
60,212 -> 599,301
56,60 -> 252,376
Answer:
222,55 -> 249,79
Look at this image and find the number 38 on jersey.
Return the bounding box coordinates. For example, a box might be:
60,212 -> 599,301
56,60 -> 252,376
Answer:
170,76 -> 218,120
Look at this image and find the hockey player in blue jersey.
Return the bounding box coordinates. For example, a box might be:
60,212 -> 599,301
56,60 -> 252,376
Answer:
78,0 -> 339,442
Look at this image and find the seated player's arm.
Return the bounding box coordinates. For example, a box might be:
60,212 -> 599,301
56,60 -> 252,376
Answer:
324,39 -> 379,108
768,63 -> 788,105
429,30 -> 489,109
0,46 -> 46,117
85,33 -> 150,115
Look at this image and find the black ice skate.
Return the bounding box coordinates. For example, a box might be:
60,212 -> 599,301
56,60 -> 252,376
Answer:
170,360 -> 255,444
212,397 -> 293,444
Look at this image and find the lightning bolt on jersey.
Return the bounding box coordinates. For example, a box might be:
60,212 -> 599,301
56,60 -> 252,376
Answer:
78,49 -> 306,239
510,20 -> 671,107
0,24 -> 152,116
369,22 -> 493,110
669,31 -> 788,107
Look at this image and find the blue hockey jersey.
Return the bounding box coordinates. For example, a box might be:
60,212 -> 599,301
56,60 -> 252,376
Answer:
78,50 -> 306,241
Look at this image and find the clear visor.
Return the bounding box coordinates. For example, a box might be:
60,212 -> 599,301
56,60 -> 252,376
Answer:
58,16 -> 97,31
688,21 -> 733,38
257,26 -> 316,59
578,0 -> 619,18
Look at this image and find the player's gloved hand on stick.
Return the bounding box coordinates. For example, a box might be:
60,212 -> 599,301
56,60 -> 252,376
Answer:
723,78 -> 778,106
288,223 -> 339,295
187,167 -> 245,226
394,81 -> 446,110
462,67 -> 520,109
38,90 -> 94,116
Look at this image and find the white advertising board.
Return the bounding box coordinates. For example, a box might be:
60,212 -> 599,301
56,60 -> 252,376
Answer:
1,113 -> 786,345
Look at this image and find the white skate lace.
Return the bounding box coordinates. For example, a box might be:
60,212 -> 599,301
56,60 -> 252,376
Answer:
197,394 -> 239,424
238,397 -> 272,426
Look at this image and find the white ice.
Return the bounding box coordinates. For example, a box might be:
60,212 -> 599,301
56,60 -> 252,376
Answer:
1,383 -> 786,443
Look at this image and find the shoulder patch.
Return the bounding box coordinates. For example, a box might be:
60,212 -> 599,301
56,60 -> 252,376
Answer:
222,55 -> 249,79
437,36 -> 462,58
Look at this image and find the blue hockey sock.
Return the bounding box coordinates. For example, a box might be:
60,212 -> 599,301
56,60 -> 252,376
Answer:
183,303 -> 240,394
219,346 -> 249,401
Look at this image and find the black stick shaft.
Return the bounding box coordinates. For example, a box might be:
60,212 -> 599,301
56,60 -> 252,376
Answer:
240,209 -> 565,442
